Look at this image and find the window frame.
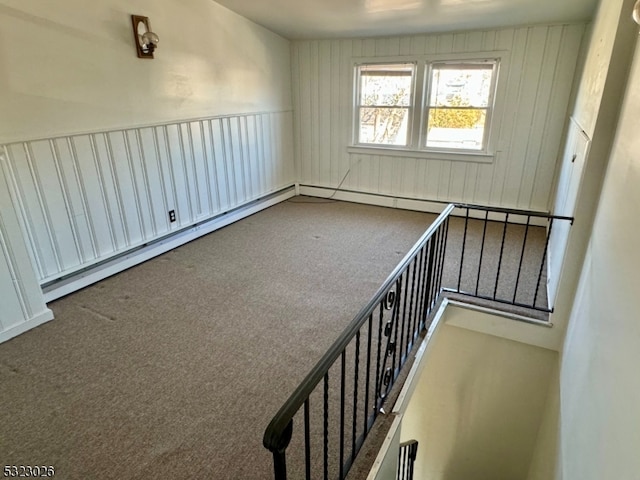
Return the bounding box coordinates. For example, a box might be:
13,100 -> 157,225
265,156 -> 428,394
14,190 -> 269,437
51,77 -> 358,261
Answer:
350,52 -> 506,163
423,60 -> 499,154
353,61 -> 418,147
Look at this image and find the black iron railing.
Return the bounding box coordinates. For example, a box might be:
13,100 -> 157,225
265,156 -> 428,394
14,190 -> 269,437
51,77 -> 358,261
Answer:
442,204 -> 573,312
263,203 -> 572,480
263,205 -> 453,480
397,440 -> 418,480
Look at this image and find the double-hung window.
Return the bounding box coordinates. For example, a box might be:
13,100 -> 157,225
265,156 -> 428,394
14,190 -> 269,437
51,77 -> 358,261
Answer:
425,62 -> 496,151
353,57 -> 499,158
355,63 -> 415,146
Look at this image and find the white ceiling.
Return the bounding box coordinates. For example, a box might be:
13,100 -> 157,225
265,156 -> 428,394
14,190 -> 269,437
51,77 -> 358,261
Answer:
214,0 -> 598,40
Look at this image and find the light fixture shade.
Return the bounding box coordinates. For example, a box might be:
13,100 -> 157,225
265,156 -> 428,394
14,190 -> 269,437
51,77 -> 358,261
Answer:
634,0 -> 640,25
142,31 -> 159,47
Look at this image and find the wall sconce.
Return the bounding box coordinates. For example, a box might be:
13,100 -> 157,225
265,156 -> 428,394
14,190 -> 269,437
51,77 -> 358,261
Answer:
634,0 -> 640,25
131,15 -> 159,59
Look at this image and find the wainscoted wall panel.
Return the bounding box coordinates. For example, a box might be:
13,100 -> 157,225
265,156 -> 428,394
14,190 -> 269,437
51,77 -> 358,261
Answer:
292,24 -> 586,212
1,112 -> 295,284
0,161 -> 53,341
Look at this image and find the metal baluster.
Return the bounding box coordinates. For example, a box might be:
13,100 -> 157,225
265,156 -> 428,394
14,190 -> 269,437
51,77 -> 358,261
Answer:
475,210 -> 489,296
421,237 -> 435,329
439,217 -> 450,293
493,213 -> 509,300
457,208 -> 470,292
271,420 -> 293,480
533,218 -> 554,309
323,373 -> 329,480
398,271 -> 409,365
364,314 -> 372,434
427,233 -> 438,313
407,256 -> 419,343
374,304 -> 383,411
409,441 -> 418,479
417,243 -> 429,330
512,215 -> 531,304
433,225 -> 446,308
351,332 -> 360,462
412,248 -> 424,333
391,279 -> 402,377
304,399 -> 311,480
339,351 -> 346,479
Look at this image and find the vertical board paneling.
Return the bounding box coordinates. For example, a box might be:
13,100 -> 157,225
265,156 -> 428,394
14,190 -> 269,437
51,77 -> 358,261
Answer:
92,134 -> 129,249
60,136 -> 106,263
516,27 -> 562,208
501,27 -> 548,206
2,111 -> 295,283
52,138 -> 95,263
293,24 -> 586,211
291,44 -> 302,186
330,40 -> 341,186
319,41 -> 332,186
7,145 -> 59,278
530,24 -> 586,211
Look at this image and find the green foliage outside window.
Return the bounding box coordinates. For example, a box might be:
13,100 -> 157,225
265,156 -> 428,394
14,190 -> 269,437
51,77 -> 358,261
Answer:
428,96 -> 484,130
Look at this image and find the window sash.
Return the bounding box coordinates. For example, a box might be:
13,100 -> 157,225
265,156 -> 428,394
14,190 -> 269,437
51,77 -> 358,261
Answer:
424,61 -> 497,152
355,63 -> 416,146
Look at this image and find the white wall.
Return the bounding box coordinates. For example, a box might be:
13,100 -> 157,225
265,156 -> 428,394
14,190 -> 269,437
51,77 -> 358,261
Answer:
549,0 -> 636,348
400,322 -> 557,480
0,0 -> 294,339
558,29 -> 640,480
291,24 -> 585,211
526,362 -> 561,480
0,0 -> 292,143
0,164 -> 53,343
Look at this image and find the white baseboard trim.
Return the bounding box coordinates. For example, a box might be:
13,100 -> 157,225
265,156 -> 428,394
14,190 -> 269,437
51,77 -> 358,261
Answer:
298,185 -> 448,215
297,185 -> 551,226
43,188 -> 296,302
0,308 -> 54,344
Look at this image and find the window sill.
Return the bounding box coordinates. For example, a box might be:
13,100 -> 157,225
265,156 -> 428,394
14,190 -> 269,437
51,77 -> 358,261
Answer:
347,145 -> 495,164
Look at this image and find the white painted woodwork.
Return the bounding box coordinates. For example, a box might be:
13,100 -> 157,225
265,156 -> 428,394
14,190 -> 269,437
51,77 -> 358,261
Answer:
547,117 -> 590,305
1,112 -> 295,286
291,24 -> 586,212
0,156 -> 53,343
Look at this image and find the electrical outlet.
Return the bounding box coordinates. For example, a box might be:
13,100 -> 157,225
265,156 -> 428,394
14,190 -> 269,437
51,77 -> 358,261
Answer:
168,210 -> 176,223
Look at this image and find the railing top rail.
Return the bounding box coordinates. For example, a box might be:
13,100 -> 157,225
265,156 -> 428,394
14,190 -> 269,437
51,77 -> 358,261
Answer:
452,203 -> 574,222
262,203 -> 455,452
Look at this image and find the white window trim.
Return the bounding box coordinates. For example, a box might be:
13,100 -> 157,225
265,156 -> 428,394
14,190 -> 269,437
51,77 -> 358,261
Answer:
350,51 -> 509,163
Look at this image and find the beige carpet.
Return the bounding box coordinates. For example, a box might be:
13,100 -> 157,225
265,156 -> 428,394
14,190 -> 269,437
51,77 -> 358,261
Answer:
0,199 -> 439,480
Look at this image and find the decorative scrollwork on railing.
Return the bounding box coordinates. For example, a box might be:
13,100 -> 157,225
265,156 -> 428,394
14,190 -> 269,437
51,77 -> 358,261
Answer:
377,279 -> 403,402
384,289 -> 396,310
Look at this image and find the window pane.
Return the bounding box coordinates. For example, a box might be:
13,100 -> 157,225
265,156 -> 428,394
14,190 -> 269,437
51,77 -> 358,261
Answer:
426,108 -> 486,150
359,64 -> 413,107
359,107 -> 410,145
429,64 -> 494,108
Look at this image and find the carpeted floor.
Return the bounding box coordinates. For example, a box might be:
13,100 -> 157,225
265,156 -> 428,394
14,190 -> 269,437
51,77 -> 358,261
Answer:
0,199 -> 441,480
0,198 -> 550,480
